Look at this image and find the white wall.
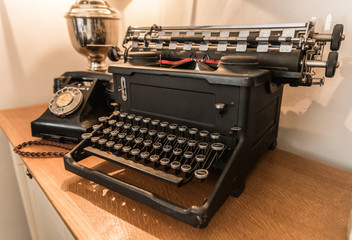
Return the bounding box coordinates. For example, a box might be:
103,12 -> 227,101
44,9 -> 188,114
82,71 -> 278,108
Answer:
0,0 -> 351,237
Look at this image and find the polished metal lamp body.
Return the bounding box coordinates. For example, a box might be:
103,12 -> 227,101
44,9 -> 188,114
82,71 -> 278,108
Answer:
65,0 -> 119,72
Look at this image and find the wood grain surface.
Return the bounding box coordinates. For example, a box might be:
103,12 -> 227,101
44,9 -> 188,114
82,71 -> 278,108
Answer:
0,104 -> 352,240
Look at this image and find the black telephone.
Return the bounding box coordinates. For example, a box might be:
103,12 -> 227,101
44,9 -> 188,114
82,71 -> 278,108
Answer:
31,71 -> 115,142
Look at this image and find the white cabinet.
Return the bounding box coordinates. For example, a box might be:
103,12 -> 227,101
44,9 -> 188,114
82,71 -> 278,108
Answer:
10,143 -> 74,240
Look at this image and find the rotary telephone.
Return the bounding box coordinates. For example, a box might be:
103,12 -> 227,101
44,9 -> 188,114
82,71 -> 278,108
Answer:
31,71 -> 115,143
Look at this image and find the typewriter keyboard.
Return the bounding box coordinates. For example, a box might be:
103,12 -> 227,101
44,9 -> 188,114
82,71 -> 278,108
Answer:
80,111 -> 228,186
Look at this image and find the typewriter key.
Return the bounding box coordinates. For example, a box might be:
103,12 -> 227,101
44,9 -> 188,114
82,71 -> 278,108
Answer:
160,158 -> 170,165
178,126 -> 187,137
119,112 -> 127,122
211,133 -> 220,142
113,110 -> 120,119
151,119 -> 160,130
126,134 -> 134,142
106,141 -> 115,152
153,142 -> 162,152
148,129 -> 157,137
98,116 -> 108,124
110,130 -> 118,137
143,117 -> 151,128
131,125 -> 140,134
108,119 -> 116,126
98,138 -> 107,150
131,149 -> 141,160
103,128 -> 111,137
116,121 -> 124,129
127,114 -> 135,124
122,146 -> 132,157
194,169 -> 209,179
92,124 -> 101,131
181,164 -> 192,173
81,133 -> 92,140
91,136 -> 100,148
170,161 -> 181,170
150,155 -> 160,163
157,132 -> 166,140
173,148 -> 182,156
134,137 -> 143,144
198,142 -> 208,154
160,121 -> 169,131
169,123 -> 178,134
140,151 -> 150,160
113,143 -> 123,150
184,151 -> 193,159
167,134 -> 176,142
187,140 -> 197,151
195,154 -> 206,162
177,137 -> 186,145
189,128 -> 198,139
123,123 -> 132,130
211,143 -> 225,151
199,130 -> 209,141
143,139 -> 152,149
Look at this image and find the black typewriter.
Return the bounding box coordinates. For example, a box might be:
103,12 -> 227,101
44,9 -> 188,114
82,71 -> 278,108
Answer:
64,20 -> 344,228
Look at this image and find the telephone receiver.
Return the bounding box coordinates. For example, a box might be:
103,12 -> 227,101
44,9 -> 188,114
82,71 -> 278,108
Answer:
31,71 -> 116,142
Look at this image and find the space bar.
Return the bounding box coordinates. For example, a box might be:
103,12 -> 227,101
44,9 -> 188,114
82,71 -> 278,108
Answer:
84,146 -> 183,185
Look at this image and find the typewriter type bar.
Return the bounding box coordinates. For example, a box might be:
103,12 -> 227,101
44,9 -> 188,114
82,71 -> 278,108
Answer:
65,19 -> 344,228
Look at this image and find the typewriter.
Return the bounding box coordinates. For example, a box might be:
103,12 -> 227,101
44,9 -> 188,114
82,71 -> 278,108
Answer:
64,20 -> 344,228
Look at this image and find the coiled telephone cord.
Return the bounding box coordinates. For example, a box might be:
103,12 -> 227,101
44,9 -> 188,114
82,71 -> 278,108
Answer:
13,140 -> 73,158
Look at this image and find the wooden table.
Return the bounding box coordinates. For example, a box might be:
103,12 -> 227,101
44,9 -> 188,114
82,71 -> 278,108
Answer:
0,104 -> 351,240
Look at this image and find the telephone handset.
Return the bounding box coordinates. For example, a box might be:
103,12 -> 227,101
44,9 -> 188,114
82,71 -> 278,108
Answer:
31,71 -> 115,143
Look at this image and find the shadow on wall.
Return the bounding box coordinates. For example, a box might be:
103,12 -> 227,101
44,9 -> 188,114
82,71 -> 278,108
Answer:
0,0 -> 83,110
278,55 -> 352,171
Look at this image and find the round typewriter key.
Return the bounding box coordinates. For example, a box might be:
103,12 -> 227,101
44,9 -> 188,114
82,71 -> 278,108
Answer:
131,149 -> 140,156
167,134 -> 176,141
151,119 -> 160,125
119,112 -> 128,118
157,132 -> 166,139
98,116 -> 108,123
123,123 -> 132,130
199,130 -> 209,137
160,158 -> 170,166
187,140 -> 197,147
198,142 -> 208,150
113,111 -> 120,117
148,130 -> 157,136
195,154 -> 206,162
170,161 -> 181,169
163,145 -> 172,152
134,137 -> 143,144
140,152 -> 150,159
211,143 -> 225,151
108,119 -> 116,126
189,128 -> 198,135
177,137 -> 186,145
178,125 -> 187,132
118,133 -> 127,140
116,121 -> 124,128
139,127 -> 148,134
91,136 -> 100,143
194,169 -> 209,179
153,142 -> 162,150
81,133 -> 92,140
181,164 -> 192,173
143,139 -> 152,147
211,133 -> 220,140
169,123 -> 178,130
135,116 -> 143,122
173,148 -> 182,156
110,130 -> 118,137
127,114 -> 135,120
103,128 -> 111,135
98,138 -> 107,148
150,155 -> 160,163
143,117 -> 151,124
122,146 -> 131,153
131,125 -> 140,132
126,135 -> 134,141
92,124 -> 101,131
106,141 -> 115,148
184,151 -> 193,159
114,143 -> 123,150
160,121 -> 168,128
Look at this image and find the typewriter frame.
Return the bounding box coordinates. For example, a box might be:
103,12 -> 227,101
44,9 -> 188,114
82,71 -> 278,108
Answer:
65,65 -> 283,228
